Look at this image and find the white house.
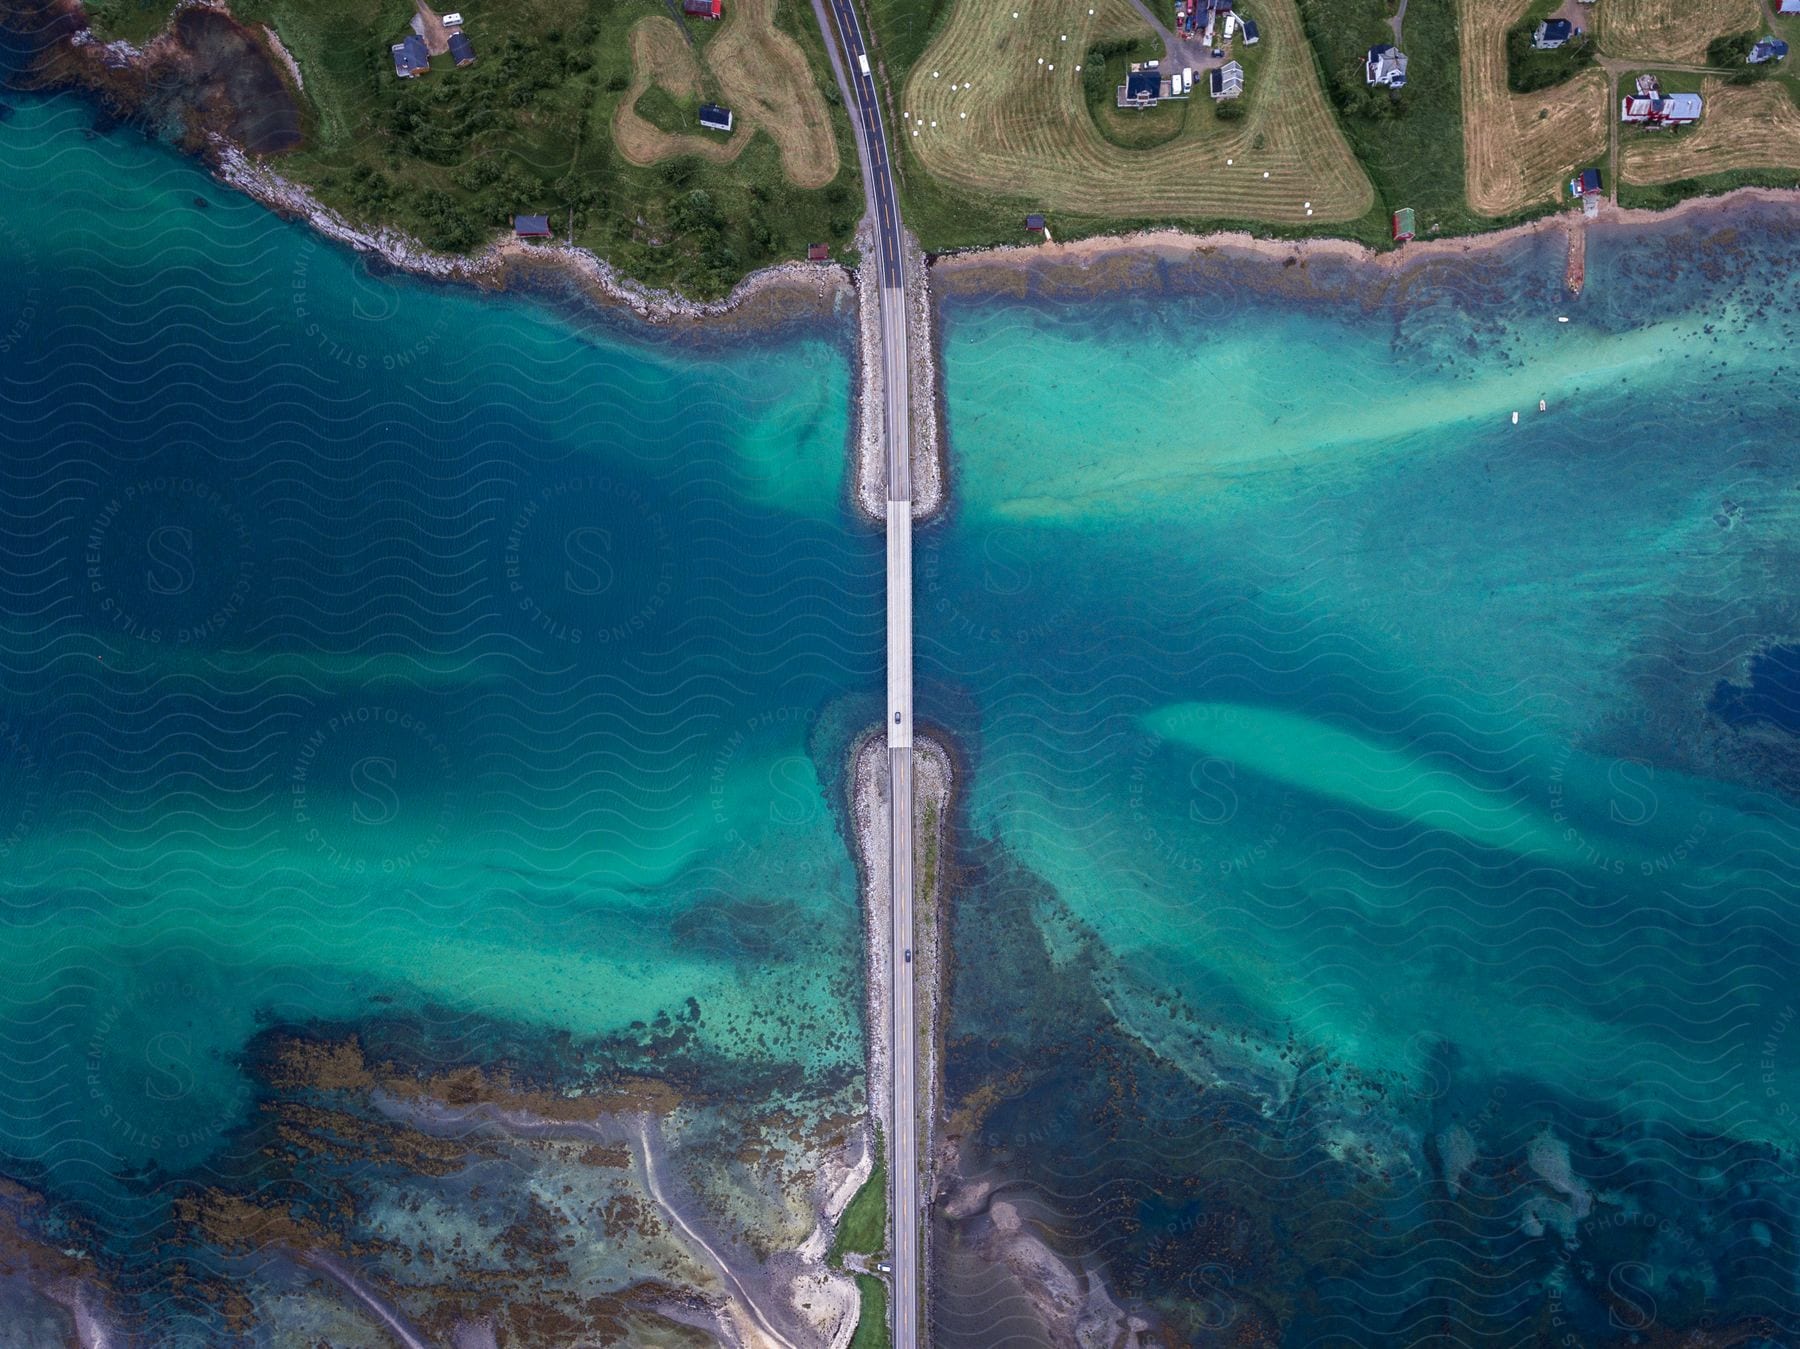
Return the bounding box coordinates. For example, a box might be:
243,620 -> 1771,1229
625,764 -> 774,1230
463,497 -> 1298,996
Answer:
1366,43 -> 1408,87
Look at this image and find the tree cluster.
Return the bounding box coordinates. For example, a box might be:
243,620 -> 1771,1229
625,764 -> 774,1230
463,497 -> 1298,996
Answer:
1505,23 -> 1597,93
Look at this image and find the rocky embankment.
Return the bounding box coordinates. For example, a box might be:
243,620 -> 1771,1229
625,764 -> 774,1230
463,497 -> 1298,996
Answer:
851,223 -> 946,524
848,730 -> 952,1319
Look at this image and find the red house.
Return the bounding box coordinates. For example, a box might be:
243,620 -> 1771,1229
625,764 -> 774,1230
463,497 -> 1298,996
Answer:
807,243 -> 830,261
1620,91 -> 1701,126
683,0 -> 723,18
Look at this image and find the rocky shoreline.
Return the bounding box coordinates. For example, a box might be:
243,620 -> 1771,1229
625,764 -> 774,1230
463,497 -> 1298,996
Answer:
210,140 -> 854,329
929,186 -> 1800,292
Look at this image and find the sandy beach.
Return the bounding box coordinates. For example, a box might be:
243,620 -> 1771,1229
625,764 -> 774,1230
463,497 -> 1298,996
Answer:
929,186 -> 1800,288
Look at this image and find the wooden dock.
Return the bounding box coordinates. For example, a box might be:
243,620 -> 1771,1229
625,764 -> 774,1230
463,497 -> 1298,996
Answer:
1565,219 -> 1586,296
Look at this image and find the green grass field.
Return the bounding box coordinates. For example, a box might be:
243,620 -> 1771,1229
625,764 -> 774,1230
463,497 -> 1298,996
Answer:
830,1137 -> 887,1265
1505,0 -> 1598,93
1618,165 -> 1800,208
863,0 -> 954,86
633,82 -> 702,136
850,1274 -> 892,1349
1295,0 -> 1483,232
82,0 -> 177,43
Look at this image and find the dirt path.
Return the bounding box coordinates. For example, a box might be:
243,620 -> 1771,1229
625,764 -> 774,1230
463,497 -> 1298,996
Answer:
1389,0 -> 1408,47
1608,88 -> 1619,200
412,0 -> 451,56
632,1117 -> 802,1349
1600,54 -> 1726,75
1122,0 -> 1213,70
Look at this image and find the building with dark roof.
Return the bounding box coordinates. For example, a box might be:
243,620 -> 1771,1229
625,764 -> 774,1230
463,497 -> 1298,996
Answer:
1025,214 -> 1046,232
808,243 -> 831,261
1750,36 -> 1790,62
448,31 -> 475,66
390,33 -> 430,78
1569,167 -> 1602,197
683,0 -> 723,17
1533,18 -> 1573,48
699,103 -> 734,132
512,215 -> 553,238
1241,18 -> 1259,43
1120,69 -> 1161,106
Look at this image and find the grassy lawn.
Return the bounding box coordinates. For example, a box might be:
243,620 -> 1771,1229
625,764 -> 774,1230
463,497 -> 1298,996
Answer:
829,1135 -> 887,1265
634,82 -> 703,135
863,0 -> 954,86
1618,66 -> 1708,97
1294,0 -> 1479,231
1085,39 -> 1187,150
850,1274 -> 892,1349
1618,165 -> 1800,208
1505,0 -> 1598,92
83,0 -> 180,44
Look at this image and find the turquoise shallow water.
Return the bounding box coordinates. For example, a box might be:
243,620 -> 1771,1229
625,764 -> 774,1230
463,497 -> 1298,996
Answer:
924,227 -> 1800,1343
0,86 -> 880,1337
12,39 -> 1800,1344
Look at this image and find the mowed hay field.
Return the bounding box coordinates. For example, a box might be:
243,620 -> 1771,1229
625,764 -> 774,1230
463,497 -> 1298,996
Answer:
1622,79 -> 1800,184
1459,0 -> 1606,215
900,0 -> 1371,223
613,0 -> 839,188
614,18 -> 748,169
709,0 -> 839,186
1601,0 -> 1761,61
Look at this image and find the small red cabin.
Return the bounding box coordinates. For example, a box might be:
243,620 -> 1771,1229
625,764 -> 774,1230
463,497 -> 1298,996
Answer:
1391,207 -> 1416,242
683,0 -> 723,18
807,243 -> 830,261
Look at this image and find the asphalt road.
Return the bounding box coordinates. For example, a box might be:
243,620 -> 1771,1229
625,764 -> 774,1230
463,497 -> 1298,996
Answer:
807,3 -> 919,1346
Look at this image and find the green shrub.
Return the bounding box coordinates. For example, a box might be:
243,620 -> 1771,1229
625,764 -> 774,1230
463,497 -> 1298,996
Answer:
1505,21 -> 1596,93
1707,31 -> 1756,67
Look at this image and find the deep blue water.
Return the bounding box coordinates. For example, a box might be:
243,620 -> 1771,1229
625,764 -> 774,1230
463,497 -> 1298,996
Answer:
0,88 -> 881,1342
1713,645 -> 1800,738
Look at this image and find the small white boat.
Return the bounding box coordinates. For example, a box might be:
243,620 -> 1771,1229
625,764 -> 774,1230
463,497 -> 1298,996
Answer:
1557,316 -> 1570,324
1511,411 -> 1519,424
1538,399 -> 1547,412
